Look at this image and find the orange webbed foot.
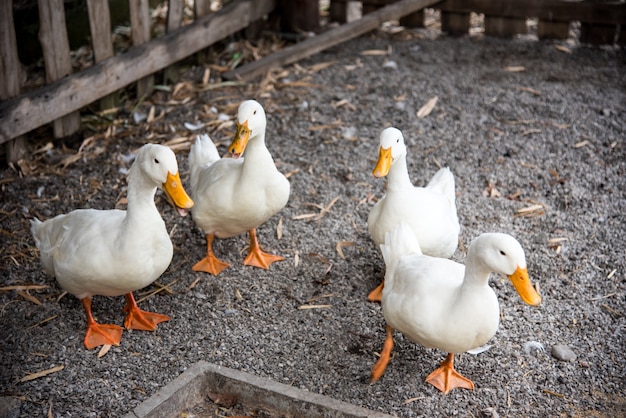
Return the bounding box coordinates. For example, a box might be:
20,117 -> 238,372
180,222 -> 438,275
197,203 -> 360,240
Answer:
243,228 -> 284,269
192,256 -> 231,275
122,293 -> 170,331
243,250 -> 284,269
84,323 -> 123,350
425,353 -> 475,394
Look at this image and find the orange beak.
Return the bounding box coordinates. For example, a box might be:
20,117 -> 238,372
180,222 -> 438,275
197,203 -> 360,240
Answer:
508,266 -> 542,306
228,120 -> 251,158
373,146 -> 392,178
163,171 -> 194,214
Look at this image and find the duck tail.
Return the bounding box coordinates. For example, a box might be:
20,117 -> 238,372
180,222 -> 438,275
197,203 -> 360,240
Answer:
427,166 -> 456,206
380,222 -> 422,276
30,218 -> 43,247
189,134 -> 220,190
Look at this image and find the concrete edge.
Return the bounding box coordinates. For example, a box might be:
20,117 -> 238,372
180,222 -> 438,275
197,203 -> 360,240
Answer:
124,361 -> 394,418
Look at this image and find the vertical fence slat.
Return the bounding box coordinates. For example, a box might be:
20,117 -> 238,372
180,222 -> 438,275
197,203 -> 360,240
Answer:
165,0 -> 184,83
195,0 -> 212,18
38,0 -> 81,139
1,1 -> 27,163
87,0 -> 118,110
130,0 -> 154,99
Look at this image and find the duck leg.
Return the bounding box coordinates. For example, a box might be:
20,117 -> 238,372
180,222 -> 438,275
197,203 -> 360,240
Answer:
243,228 -> 284,269
192,233 -> 230,275
425,353 -> 475,394
367,280 -> 384,302
81,298 -> 123,350
370,325 -> 395,383
122,293 -> 170,331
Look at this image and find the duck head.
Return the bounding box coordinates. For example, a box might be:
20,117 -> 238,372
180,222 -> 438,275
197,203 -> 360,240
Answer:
137,144 -> 194,216
373,127 -> 407,178
229,100 -> 267,159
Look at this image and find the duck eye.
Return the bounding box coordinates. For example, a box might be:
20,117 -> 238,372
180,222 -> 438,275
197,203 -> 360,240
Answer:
253,110 -> 257,115
154,158 -> 160,164
500,250 -> 507,256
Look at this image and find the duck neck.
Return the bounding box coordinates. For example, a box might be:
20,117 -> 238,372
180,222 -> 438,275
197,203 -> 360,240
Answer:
123,165 -> 160,226
386,156 -> 413,191
462,245 -> 491,288
242,131 -> 274,172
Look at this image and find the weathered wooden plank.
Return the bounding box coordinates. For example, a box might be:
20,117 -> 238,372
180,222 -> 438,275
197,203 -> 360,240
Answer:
87,0 -> 118,110
484,15 -> 527,37
38,0 -> 81,139
165,0 -> 185,83
195,0 -> 212,18
223,0 -> 442,82
0,0 -> 276,144
130,0 -> 154,99
1,0 -> 27,163
167,0 -> 184,31
0,2 -> 20,99
438,0 -> 626,26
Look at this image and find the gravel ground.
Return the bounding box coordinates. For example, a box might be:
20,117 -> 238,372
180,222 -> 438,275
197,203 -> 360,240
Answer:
1,25 -> 625,417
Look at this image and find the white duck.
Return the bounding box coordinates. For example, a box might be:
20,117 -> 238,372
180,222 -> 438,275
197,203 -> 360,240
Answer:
31,144 -> 194,349
189,99 -> 290,275
370,223 -> 541,394
367,127 -> 460,301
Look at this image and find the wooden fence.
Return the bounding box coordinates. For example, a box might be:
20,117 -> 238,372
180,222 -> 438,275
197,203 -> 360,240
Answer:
1,0 -> 625,164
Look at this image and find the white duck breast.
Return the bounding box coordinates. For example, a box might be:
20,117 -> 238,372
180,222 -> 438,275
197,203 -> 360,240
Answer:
31,144 -> 194,349
367,127 -> 460,301
370,223 -> 541,394
188,99 -> 290,275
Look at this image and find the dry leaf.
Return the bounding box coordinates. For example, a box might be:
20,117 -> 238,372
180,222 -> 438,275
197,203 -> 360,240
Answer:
297,304 -> 332,310
307,61 -> 336,72
515,204 -> 545,217
417,96 -> 438,118
336,241 -> 355,259
277,217 -> 283,240
555,45 -> 572,54
0,285 -> 49,292
97,344 -> 112,358
574,140 -> 589,148
20,365 -> 64,382
17,290 -> 42,306
518,86 -> 541,96
208,392 -> 238,408
360,49 -> 388,56
146,106 -> 155,123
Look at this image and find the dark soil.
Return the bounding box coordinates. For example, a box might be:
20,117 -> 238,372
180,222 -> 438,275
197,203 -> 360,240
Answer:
1,23 -> 625,418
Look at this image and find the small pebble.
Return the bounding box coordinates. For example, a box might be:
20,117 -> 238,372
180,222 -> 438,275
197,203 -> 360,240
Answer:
551,344 -> 577,361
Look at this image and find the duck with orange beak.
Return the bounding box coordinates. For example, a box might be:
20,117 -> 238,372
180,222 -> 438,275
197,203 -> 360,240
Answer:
370,223 -> 542,394
31,144 -> 193,349
188,100 -> 290,275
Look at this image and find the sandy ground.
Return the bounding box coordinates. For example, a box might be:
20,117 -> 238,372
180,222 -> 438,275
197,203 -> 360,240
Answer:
1,23 -> 625,418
